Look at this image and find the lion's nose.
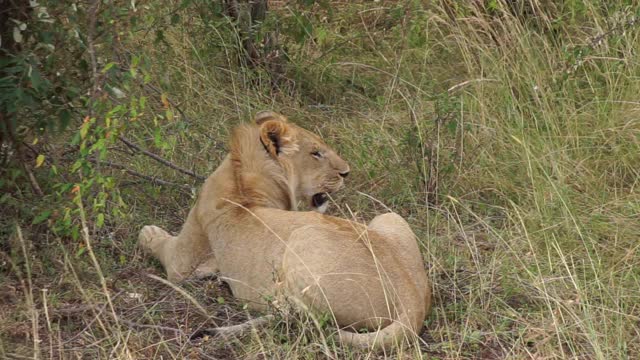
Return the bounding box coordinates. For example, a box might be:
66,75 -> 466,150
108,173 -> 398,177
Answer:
339,171 -> 349,178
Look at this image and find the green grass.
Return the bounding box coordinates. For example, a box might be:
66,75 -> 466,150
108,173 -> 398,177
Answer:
2,1 -> 640,359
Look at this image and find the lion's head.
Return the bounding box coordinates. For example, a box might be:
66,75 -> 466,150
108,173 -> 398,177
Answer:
229,111 -> 349,213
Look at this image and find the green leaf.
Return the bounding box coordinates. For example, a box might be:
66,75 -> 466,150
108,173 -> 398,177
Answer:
289,11 -> 313,43
216,296 -> 225,304
155,30 -> 165,44
35,154 -> 45,168
89,138 -> 106,154
71,227 -> 79,241
96,213 -> 104,228
446,120 -> 458,134
0,193 -> 10,204
71,160 -> 83,173
153,127 -> 163,148
75,245 -> 86,257
29,67 -> 46,91
102,62 -> 116,73
58,109 -> 71,131
33,210 -> 52,225
315,27 -> 328,46
179,0 -> 194,10
80,121 -> 91,139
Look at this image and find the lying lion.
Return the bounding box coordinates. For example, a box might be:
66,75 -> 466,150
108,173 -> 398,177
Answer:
139,111 -> 431,349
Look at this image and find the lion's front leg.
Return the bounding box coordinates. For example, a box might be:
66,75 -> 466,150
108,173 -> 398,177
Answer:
139,207 -> 217,282
139,225 -> 175,263
192,257 -> 218,279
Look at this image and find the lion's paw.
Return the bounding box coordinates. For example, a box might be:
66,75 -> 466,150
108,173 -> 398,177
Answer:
138,225 -> 170,253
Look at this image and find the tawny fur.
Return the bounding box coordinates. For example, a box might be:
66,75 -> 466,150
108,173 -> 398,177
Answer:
139,112 -> 431,349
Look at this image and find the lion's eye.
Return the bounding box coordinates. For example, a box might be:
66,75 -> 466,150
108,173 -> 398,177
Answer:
311,150 -> 323,159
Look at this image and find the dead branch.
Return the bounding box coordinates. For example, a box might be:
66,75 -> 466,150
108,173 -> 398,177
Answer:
143,83 -> 193,124
189,315 -> 273,341
87,158 -> 193,189
117,135 -> 205,181
51,304 -> 102,317
22,142 -> 70,183
119,318 -> 185,336
15,143 -> 44,196
87,0 -> 102,112
144,84 -> 221,144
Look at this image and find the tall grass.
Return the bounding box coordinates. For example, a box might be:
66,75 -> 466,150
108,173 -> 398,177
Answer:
2,1 -> 639,358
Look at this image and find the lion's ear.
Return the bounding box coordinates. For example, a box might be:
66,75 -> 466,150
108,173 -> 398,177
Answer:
255,111 -> 288,125
259,119 -> 297,157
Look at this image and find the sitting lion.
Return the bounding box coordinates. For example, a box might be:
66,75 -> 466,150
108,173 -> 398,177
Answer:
139,111 -> 431,349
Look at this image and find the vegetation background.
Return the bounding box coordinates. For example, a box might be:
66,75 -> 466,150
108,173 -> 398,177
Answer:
1,0 -> 639,358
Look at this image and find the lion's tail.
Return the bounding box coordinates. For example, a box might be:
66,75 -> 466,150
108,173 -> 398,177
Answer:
336,309 -> 419,349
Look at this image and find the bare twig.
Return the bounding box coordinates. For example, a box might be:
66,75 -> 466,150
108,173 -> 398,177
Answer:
189,315 -> 274,340
57,303 -> 187,343
119,318 -> 185,337
59,303 -> 110,345
87,158 -> 193,189
142,84 -> 219,143
16,145 -> 44,196
87,0 -> 102,112
22,142 -> 70,183
589,15 -> 638,48
51,304 -> 101,317
448,78 -> 499,93
15,227 -> 41,358
77,200 -> 120,329
24,162 -> 44,196
118,135 -> 205,181
143,83 -> 193,124
146,274 -> 210,316
25,143 -> 187,189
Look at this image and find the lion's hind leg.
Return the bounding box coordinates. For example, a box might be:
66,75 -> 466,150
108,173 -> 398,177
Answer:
367,213 -> 413,240
367,212 -> 431,316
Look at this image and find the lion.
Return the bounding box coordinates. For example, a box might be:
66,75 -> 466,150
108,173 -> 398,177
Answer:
139,111 -> 431,349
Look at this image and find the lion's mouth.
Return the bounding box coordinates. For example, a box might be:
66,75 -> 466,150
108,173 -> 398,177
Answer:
311,193 -> 329,208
